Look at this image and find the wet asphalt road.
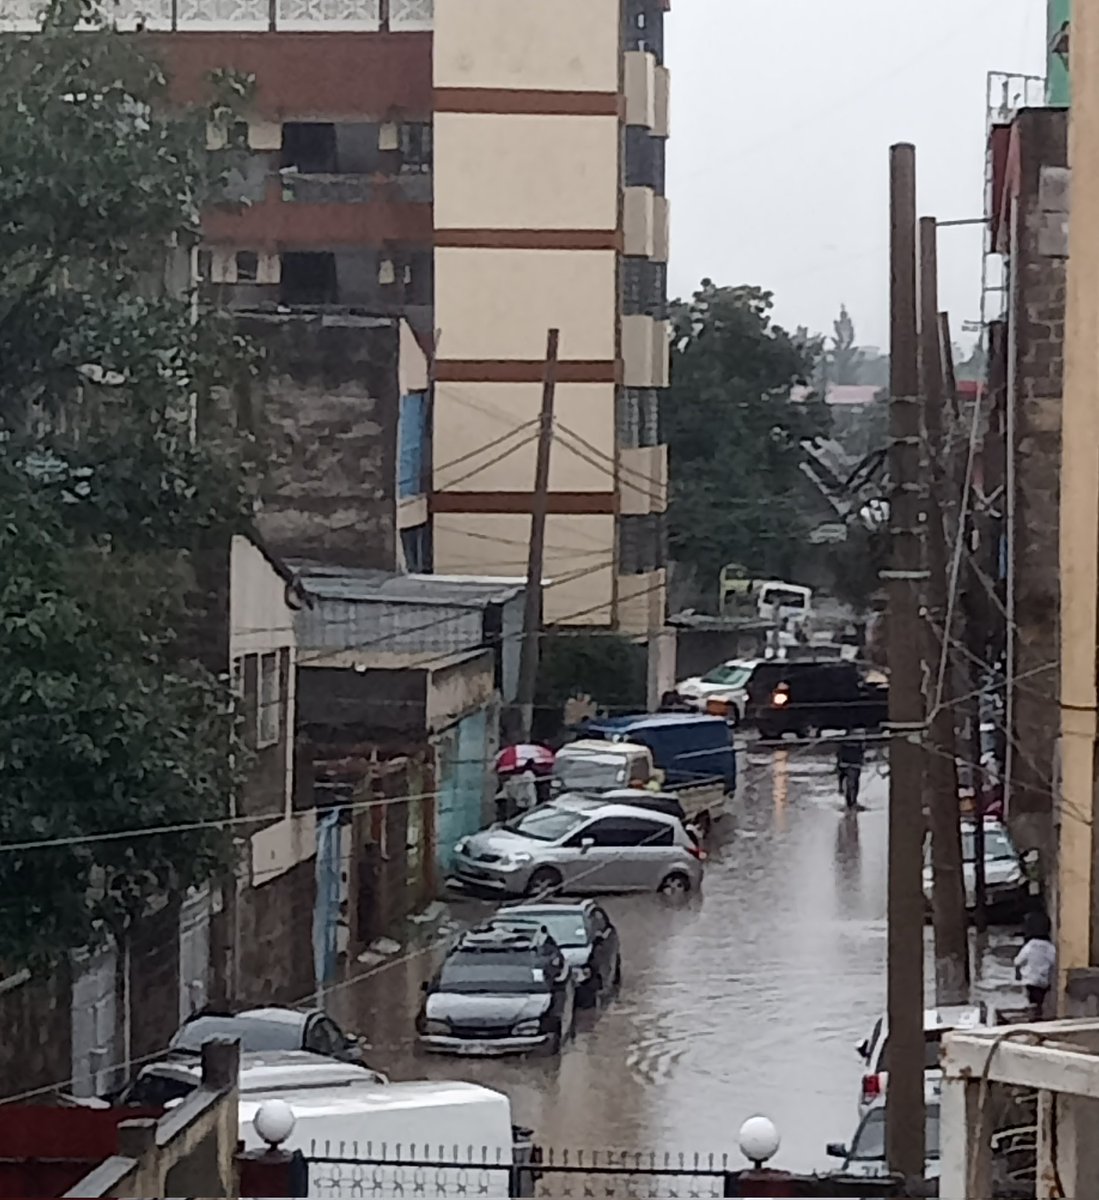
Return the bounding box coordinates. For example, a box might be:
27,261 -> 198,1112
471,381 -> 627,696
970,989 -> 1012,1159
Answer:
342,745 -> 1024,1172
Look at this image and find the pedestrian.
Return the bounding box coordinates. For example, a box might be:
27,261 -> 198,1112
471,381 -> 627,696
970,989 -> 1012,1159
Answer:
836,734 -> 865,810
1014,910 -> 1055,1019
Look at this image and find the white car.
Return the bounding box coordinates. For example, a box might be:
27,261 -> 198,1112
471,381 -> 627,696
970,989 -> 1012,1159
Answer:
856,1003 -> 987,1116
827,1095 -> 940,1182
674,660 -> 759,725
922,818 -> 1028,913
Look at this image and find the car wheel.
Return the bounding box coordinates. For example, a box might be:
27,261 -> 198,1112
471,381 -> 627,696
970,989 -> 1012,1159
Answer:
659,871 -> 692,896
525,867 -> 563,897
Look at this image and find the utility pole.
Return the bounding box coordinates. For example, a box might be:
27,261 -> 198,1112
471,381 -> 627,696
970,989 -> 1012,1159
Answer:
919,218 -> 970,1004
941,313 -> 987,932
884,142 -> 927,1181
515,328 -> 559,743
1058,0 -> 1099,1012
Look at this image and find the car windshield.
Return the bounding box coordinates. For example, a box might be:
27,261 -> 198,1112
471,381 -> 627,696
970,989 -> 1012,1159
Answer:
962,826 -> 1017,862
438,954 -> 551,994
701,664 -> 752,687
880,1035 -> 942,1071
506,805 -> 587,842
554,758 -> 624,790
170,1015 -> 301,1053
495,913 -> 590,948
849,1108 -> 940,1162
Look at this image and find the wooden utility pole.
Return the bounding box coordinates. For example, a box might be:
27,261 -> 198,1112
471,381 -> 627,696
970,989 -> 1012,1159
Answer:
941,313 -> 988,932
515,328 -> 559,743
919,218 -> 970,1004
884,143 -> 927,1181
1058,0 -> 1099,1010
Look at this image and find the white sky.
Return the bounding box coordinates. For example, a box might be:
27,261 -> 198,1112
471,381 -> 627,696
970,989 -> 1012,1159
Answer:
666,0 -> 1048,351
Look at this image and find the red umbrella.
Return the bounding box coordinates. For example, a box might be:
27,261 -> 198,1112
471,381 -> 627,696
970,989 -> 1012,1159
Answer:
496,744 -> 555,776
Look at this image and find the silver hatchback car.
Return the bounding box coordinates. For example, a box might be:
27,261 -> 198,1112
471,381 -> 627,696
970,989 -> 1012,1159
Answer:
451,795 -> 704,898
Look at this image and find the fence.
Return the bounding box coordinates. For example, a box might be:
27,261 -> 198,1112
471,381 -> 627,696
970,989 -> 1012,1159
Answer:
299,1146 -> 912,1199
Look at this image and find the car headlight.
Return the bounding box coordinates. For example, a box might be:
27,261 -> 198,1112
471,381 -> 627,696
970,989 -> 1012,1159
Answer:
421,1019 -> 450,1036
513,1020 -> 542,1036
455,838 -> 468,856
503,852 -> 533,866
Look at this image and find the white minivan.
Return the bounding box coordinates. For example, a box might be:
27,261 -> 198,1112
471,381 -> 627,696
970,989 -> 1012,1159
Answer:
240,1079 -> 529,1199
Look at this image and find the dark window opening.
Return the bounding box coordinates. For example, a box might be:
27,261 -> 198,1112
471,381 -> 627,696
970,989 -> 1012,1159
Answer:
229,120 -> 249,149
235,250 -> 258,283
400,122 -> 433,173
619,513 -> 667,575
281,252 -> 338,305
282,122 -> 338,174
196,249 -> 212,282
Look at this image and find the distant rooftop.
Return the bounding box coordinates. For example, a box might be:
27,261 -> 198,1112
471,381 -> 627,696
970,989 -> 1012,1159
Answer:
289,562 -> 524,609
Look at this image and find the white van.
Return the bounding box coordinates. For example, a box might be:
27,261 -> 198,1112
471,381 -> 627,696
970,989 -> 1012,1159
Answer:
240,1079 -> 525,1199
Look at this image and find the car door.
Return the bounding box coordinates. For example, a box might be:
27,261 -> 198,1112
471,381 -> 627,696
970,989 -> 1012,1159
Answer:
594,816 -> 674,891
560,818 -> 620,891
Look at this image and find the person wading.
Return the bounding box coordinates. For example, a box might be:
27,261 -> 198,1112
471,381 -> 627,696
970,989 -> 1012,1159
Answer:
836,734 -> 865,810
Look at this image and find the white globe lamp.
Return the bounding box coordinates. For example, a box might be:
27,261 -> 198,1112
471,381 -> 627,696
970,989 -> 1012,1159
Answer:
738,1115 -> 780,1168
254,1098 -> 296,1148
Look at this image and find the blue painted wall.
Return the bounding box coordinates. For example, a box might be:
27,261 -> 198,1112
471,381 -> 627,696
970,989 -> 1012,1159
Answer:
398,391 -> 428,500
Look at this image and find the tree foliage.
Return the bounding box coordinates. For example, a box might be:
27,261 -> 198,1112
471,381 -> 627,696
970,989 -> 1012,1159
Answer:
663,282 -> 830,600
0,8 -> 255,965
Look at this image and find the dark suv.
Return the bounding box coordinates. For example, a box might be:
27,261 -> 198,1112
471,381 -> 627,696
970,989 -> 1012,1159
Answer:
416,925 -> 576,1057
745,660 -> 888,740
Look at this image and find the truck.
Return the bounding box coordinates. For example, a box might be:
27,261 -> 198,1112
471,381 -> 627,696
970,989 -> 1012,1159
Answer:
554,713 -> 736,833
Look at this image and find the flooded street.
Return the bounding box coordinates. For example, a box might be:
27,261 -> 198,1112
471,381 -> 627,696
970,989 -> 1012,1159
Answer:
341,745 -> 1023,1173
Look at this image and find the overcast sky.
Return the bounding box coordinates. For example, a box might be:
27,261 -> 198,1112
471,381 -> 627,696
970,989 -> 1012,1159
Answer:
667,0 -> 1048,352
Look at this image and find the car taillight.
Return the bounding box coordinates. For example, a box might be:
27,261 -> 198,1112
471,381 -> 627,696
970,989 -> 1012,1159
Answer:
687,843 -> 707,861
771,689 -> 789,707
861,1073 -> 881,1100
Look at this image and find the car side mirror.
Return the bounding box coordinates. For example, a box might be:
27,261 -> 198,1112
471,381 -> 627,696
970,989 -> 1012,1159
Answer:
856,1038 -> 869,1060
580,837 -> 594,851
825,1143 -> 848,1160
1022,849 -> 1039,867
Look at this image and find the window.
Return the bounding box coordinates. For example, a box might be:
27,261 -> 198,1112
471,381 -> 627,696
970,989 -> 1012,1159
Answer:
438,954 -> 551,994
281,122 -> 338,174
574,817 -> 672,848
506,805 -> 587,843
399,122 -> 433,173
280,252 -> 338,306
196,248 -> 212,282
228,120 -> 249,149
258,651 -> 279,748
235,251 -> 258,283
305,1016 -> 346,1057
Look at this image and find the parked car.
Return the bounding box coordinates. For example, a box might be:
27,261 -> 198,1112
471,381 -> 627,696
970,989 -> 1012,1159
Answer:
416,924 -> 576,1057
674,659 -> 760,725
169,1006 -> 368,1064
577,712 -> 736,830
451,796 -> 705,898
486,899 -> 621,1007
922,818 -> 1030,916
856,1003 -> 988,1115
827,1097 -> 941,1182
745,659 -> 889,740
113,1049 -> 388,1106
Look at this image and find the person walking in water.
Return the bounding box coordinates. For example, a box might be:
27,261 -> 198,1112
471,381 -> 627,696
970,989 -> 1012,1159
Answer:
836,734 -> 865,810
1015,910 -> 1055,1018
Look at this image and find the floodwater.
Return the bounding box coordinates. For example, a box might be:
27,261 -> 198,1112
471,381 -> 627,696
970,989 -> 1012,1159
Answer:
338,744 -> 1025,1173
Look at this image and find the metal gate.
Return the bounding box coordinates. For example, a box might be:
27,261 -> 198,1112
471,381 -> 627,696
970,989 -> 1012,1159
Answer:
313,808 -> 343,993
179,884 -> 212,1022
434,707 -> 490,875
70,945 -> 119,1098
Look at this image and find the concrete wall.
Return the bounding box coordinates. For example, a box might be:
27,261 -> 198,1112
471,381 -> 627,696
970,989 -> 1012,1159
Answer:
1007,108 -> 1068,857
242,313 -> 400,571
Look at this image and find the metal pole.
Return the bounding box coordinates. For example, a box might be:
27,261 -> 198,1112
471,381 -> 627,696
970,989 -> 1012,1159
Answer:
919,217 -> 970,1004
884,142 -> 927,1181
515,329 -> 559,743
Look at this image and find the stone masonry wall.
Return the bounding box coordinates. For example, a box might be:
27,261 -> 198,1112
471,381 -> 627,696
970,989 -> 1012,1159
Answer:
241,313 -> 400,572
1009,107 -> 1068,858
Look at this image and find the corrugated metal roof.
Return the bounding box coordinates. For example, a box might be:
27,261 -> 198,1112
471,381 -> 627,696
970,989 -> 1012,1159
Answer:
288,561 -> 524,608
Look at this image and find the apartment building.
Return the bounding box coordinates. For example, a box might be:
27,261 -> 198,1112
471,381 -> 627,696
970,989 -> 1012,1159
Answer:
13,0 -> 671,632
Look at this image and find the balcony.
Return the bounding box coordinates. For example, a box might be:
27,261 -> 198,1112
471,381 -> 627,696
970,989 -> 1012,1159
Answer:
617,568 -> 667,636
622,316 -> 670,388
624,187 -> 655,258
619,445 -> 668,516
1,0 -> 431,30
624,50 -> 657,130
654,65 -> 670,138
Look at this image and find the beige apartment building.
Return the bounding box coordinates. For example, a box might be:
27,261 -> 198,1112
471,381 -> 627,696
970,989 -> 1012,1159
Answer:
431,0 -> 671,631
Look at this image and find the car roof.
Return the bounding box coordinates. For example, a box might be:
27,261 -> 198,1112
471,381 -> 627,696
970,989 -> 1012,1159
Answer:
600,788 -> 683,804
557,740 -> 644,756
236,1007 -> 312,1027
240,1079 -> 505,1124
584,713 -> 729,732
140,1050 -> 382,1091
495,899 -> 596,917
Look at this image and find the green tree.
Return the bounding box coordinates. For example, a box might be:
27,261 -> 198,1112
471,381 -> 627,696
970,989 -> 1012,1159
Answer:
828,303 -> 864,385
663,281 -> 830,601
0,7 -> 255,965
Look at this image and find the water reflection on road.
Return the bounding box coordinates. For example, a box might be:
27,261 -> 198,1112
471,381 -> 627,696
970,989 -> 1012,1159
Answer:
342,745 -> 1022,1172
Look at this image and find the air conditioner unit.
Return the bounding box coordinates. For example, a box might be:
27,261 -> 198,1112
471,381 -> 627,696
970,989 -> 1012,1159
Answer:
378,259 -> 396,285
379,122 -> 399,151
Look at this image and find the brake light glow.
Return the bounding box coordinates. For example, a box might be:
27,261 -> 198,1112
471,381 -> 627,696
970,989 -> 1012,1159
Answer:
771,690 -> 789,707
861,1073 -> 881,1100
687,843 -> 707,861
